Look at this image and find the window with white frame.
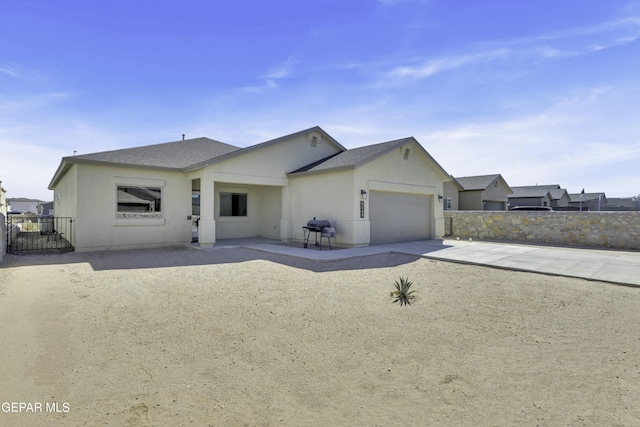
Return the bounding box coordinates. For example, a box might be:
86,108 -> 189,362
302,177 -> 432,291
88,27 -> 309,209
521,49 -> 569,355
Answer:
220,192 -> 247,217
117,186 -> 162,218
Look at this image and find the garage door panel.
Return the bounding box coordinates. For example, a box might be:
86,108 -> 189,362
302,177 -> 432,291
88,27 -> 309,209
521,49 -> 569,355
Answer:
369,192 -> 431,244
483,201 -> 504,211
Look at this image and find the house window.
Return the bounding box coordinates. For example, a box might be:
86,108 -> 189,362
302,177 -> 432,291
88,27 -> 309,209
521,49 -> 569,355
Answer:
117,186 -> 162,218
220,192 -> 247,217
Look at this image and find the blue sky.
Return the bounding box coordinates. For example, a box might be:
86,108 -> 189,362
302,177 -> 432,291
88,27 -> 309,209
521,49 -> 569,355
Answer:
2,0 -> 639,201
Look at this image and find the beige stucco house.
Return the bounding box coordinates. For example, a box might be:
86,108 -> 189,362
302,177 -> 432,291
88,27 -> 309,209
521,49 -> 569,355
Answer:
442,176 -> 463,211
48,127 -> 451,252
510,185 -> 571,208
0,182 -> 7,218
455,174 -> 513,210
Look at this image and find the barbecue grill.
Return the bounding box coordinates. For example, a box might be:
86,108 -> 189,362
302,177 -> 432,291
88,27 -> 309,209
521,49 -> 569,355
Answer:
303,218 -> 336,250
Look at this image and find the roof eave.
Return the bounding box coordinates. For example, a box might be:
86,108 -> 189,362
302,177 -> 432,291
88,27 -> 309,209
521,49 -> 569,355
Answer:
49,157 -> 184,189
287,164 -> 356,177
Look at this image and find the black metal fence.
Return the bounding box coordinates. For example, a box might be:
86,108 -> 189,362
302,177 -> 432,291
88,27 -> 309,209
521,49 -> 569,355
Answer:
6,215 -> 73,254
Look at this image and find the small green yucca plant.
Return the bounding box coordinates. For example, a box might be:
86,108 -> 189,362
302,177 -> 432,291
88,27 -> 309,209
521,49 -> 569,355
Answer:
391,276 -> 416,307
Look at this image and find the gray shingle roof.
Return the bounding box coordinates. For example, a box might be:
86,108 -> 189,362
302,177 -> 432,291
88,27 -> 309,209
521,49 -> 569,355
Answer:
568,192 -> 606,202
512,185 -> 569,200
69,137 -> 242,169
289,138 -> 412,174
516,184 -> 561,190
455,174 -> 502,191
509,187 -> 552,198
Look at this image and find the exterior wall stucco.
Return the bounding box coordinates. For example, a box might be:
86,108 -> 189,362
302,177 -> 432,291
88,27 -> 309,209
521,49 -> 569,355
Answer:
287,140 -> 447,247
458,190 -> 483,211
190,131 -> 343,245
445,211 -> 640,250
213,183 -> 281,239
0,213 -> 5,262
481,182 -> 509,209
288,169 -> 356,245
0,186 -> 7,217
356,142 -> 445,240
52,164 -> 78,247
207,132 -> 341,185
442,181 -> 459,211
68,164 -> 192,251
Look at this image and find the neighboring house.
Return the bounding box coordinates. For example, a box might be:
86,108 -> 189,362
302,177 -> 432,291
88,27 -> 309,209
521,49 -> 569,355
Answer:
0,181 -> 7,218
442,176 -> 463,211
602,197 -> 639,211
37,201 -> 55,217
454,174 -> 513,210
568,192 -> 607,211
508,187 -> 553,208
7,197 -> 42,214
510,185 -> 571,208
48,126 -> 452,251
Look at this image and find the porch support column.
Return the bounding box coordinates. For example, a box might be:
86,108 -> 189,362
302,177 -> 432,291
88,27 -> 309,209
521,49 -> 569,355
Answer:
280,186 -> 292,241
198,179 -> 216,247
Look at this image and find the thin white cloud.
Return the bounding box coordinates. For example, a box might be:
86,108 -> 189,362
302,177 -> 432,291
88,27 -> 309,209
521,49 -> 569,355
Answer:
0,66 -> 20,78
388,16 -> 640,81
0,92 -> 72,111
241,57 -> 297,93
417,85 -> 640,196
390,49 -> 510,78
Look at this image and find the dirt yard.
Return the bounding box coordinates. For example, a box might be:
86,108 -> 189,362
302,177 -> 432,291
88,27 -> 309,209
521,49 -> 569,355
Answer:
1,246 -> 639,426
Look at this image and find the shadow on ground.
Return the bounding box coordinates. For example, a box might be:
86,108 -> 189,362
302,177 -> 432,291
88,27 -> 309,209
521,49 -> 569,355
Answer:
1,246 -> 423,273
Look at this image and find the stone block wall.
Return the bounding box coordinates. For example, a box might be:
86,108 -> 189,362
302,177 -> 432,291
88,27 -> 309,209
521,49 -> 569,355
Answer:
444,211 -> 640,250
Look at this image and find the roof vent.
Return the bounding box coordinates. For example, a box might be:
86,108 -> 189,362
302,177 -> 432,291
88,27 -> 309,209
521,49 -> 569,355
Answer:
307,131 -> 322,146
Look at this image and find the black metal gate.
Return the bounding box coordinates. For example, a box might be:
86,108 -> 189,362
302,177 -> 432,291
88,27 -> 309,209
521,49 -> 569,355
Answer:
6,215 -> 74,254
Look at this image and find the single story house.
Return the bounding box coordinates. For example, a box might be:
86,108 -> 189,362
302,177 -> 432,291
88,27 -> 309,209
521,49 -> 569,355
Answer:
442,176 -> 463,211
454,174 -> 513,210
37,201 -> 55,217
48,126 -> 452,252
602,197 -> 639,211
510,185 -> 571,208
568,192 -> 607,211
508,187 -> 553,208
0,182 -> 7,218
6,197 -> 43,215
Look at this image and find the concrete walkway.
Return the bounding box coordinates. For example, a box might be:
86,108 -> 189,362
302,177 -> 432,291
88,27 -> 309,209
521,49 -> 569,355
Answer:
210,237 -> 640,287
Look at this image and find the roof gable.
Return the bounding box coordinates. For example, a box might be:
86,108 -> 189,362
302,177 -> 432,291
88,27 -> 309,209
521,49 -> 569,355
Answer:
512,185 -> 569,201
568,192 -> 606,202
455,174 -> 512,193
509,187 -> 552,198
288,137 -> 451,180
185,126 -> 346,171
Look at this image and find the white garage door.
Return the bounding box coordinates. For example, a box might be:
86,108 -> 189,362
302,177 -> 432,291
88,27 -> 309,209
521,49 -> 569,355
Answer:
369,191 -> 431,244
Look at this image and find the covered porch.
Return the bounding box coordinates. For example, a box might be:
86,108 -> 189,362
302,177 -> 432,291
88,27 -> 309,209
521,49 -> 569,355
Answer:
190,176 -> 293,247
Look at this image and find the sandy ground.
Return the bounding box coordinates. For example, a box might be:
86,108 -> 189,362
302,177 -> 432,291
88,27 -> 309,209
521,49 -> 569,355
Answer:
1,246 -> 640,427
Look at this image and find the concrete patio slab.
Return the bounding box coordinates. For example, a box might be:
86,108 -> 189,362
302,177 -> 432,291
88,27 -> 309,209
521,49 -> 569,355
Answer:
207,237 -> 640,287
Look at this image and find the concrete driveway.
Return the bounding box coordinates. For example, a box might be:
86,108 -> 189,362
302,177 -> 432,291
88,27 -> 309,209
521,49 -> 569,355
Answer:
213,238 -> 640,287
